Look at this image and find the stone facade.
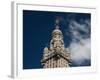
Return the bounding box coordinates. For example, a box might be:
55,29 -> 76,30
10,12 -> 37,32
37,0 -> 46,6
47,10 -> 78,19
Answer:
41,19 -> 71,68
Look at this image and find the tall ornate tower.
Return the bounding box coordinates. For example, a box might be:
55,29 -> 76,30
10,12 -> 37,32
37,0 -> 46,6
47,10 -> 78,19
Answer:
41,18 -> 71,68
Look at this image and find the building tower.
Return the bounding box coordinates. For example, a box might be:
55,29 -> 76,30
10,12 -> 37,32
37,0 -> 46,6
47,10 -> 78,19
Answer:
41,18 -> 71,68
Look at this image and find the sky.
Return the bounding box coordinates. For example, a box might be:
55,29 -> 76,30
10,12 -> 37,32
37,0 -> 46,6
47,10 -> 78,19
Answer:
23,10 -> 91,69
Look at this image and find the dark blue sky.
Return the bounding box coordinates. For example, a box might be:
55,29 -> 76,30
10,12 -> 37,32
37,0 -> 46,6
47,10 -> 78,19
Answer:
23,10 -> 91,69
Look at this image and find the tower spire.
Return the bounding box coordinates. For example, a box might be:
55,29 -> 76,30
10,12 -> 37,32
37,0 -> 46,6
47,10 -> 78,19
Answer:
41,18 -> 71,68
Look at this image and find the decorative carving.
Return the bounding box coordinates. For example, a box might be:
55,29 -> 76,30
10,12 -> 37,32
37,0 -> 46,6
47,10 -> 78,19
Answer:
44,47 -> 49,54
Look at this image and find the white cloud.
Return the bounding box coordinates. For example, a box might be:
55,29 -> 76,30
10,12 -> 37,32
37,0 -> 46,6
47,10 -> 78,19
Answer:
69,38 -> 91,65
68,19 -> 91,65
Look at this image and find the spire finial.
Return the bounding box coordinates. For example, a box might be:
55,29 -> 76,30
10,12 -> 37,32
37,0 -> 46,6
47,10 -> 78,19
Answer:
55,17 -> 60,29
55,17 -> 60,25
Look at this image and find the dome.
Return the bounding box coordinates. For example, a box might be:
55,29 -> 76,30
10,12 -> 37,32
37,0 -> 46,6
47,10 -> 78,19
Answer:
52,27 -> 62,36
